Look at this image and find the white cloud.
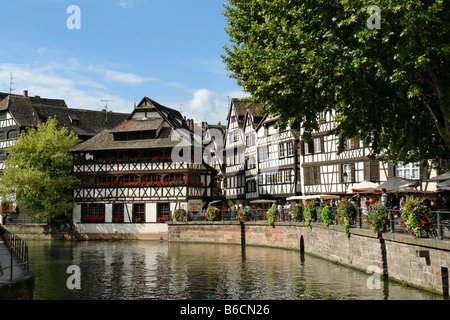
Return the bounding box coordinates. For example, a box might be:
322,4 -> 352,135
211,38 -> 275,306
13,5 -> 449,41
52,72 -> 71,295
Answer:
0,63 -> 133,113
181,89 -> 227,124
88,66 -> 157,86
116,0 -> 144,9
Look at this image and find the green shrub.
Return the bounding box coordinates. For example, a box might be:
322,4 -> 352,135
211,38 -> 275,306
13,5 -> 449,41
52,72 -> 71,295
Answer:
267,205 -> 279,226
363,201 -> 387,233
205,206 -> 221,221
321,205 -> 334,227
303,202 -> 316,227
173,208 -> 186,221
401,199 -> 433,237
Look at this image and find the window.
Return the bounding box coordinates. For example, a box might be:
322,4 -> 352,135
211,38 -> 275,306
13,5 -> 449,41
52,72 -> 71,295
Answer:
133,203 -> 145,223
258,147 -> 269,162
247,156 -> 256,169
119,175 -> 139,184
0,131 -> 5,140
142,174 -> 161,183
7,130 -> 18,140
284,170 -> 291,183
287,141 -> 294,156
247,179 -> 256,192
112,204 -> 124,223
157,203 -> 170,221
342,164 -> 352,183
395,162 -> 419,180
313,138 -> 321,153
164,174 -> 186,183
350,139 -> 360,149
0,111 -> 7,120
279,143 -> 285,158
304,140 -> 314,155
81,204 -> 105,223
246,134 -> 255,147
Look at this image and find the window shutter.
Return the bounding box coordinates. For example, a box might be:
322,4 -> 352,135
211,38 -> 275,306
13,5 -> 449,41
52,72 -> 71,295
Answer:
338,164 -> 343,183
320,136 -> 325,154
371,161 -> 380,182
387,162 -> 394,178
300,141 -> 305,155
364,161 -> 371,181
351,163 -> 356,182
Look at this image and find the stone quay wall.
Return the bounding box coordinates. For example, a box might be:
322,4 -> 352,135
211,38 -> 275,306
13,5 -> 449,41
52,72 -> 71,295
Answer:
168,221 -> 450,295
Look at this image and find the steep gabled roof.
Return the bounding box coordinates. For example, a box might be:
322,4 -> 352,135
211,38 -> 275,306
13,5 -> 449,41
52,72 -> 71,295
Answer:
0,92 -> 130,140
133,96 -> 187,130
226,98 -> 265,129
72,97 -> 191,152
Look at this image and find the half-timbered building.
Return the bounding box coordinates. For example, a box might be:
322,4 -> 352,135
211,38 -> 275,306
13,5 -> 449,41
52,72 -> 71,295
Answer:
256,116 -> 301,201
224,99 -> 247,206
71,97 -> 218,238
224,98 -> 302,207
299,111 -> 440,196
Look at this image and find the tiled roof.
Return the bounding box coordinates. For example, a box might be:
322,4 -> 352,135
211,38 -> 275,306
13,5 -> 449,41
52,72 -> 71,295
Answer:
72,127 -> 191,152
0,92 -> 130,139
110,118 -> 164,133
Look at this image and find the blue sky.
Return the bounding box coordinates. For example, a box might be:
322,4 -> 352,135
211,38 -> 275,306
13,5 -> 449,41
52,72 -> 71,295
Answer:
0,0 -> 245,124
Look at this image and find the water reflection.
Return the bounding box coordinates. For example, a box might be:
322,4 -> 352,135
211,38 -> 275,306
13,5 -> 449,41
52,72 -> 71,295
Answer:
27,241 -> 442,300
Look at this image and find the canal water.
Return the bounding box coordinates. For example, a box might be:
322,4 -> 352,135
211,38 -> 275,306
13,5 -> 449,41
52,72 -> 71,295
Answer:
27,240 -> 443,300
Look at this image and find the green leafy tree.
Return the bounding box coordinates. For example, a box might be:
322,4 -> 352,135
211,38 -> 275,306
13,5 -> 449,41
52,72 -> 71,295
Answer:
223,0 -> 450,164
0,118 -> 81,224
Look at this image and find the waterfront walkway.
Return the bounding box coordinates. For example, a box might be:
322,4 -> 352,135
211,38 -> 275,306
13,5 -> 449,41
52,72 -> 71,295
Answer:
0,240 -> 26,283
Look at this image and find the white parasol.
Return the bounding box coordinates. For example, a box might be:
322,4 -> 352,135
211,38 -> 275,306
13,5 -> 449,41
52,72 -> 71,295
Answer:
374,176 -> 419,193
346,181 -> 379,194
436,179 -> 450,191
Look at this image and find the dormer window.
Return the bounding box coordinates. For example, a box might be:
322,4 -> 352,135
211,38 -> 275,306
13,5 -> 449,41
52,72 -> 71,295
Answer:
69,115 -> 80,126
114,130 -> 156,141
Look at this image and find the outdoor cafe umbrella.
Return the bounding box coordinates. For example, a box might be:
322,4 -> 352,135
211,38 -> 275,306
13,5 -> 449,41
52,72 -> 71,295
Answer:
286,194 -> 340,201
345,181 -> 379,194
249,199 -> 277,203
427,171 -> 450,182
374,176 -> 419,193
436,180 -> 450,191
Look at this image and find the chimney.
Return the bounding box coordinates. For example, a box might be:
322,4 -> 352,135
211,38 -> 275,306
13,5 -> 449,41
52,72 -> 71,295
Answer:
23,90 -> 28,97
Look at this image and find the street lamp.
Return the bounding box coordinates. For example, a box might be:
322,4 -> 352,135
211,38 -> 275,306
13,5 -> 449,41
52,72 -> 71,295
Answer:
343,172 -> 348,192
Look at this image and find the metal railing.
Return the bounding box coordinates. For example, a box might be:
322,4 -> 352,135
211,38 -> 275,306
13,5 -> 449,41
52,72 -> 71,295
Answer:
177,208 -> 450,241
0,231 -> 30,281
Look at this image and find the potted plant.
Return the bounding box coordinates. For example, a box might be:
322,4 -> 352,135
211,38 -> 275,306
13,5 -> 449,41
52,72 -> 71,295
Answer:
237,206 -> 252,222
206,206 -> 221,221
266,204 -> 279,227
400,199 -> 433,237
291,204 -> 303,222
303,202 -> 316,227
337,200 -> 357,235
173,208 -> 187,221
320,205 -> 334,227
363,201 -> 387,235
